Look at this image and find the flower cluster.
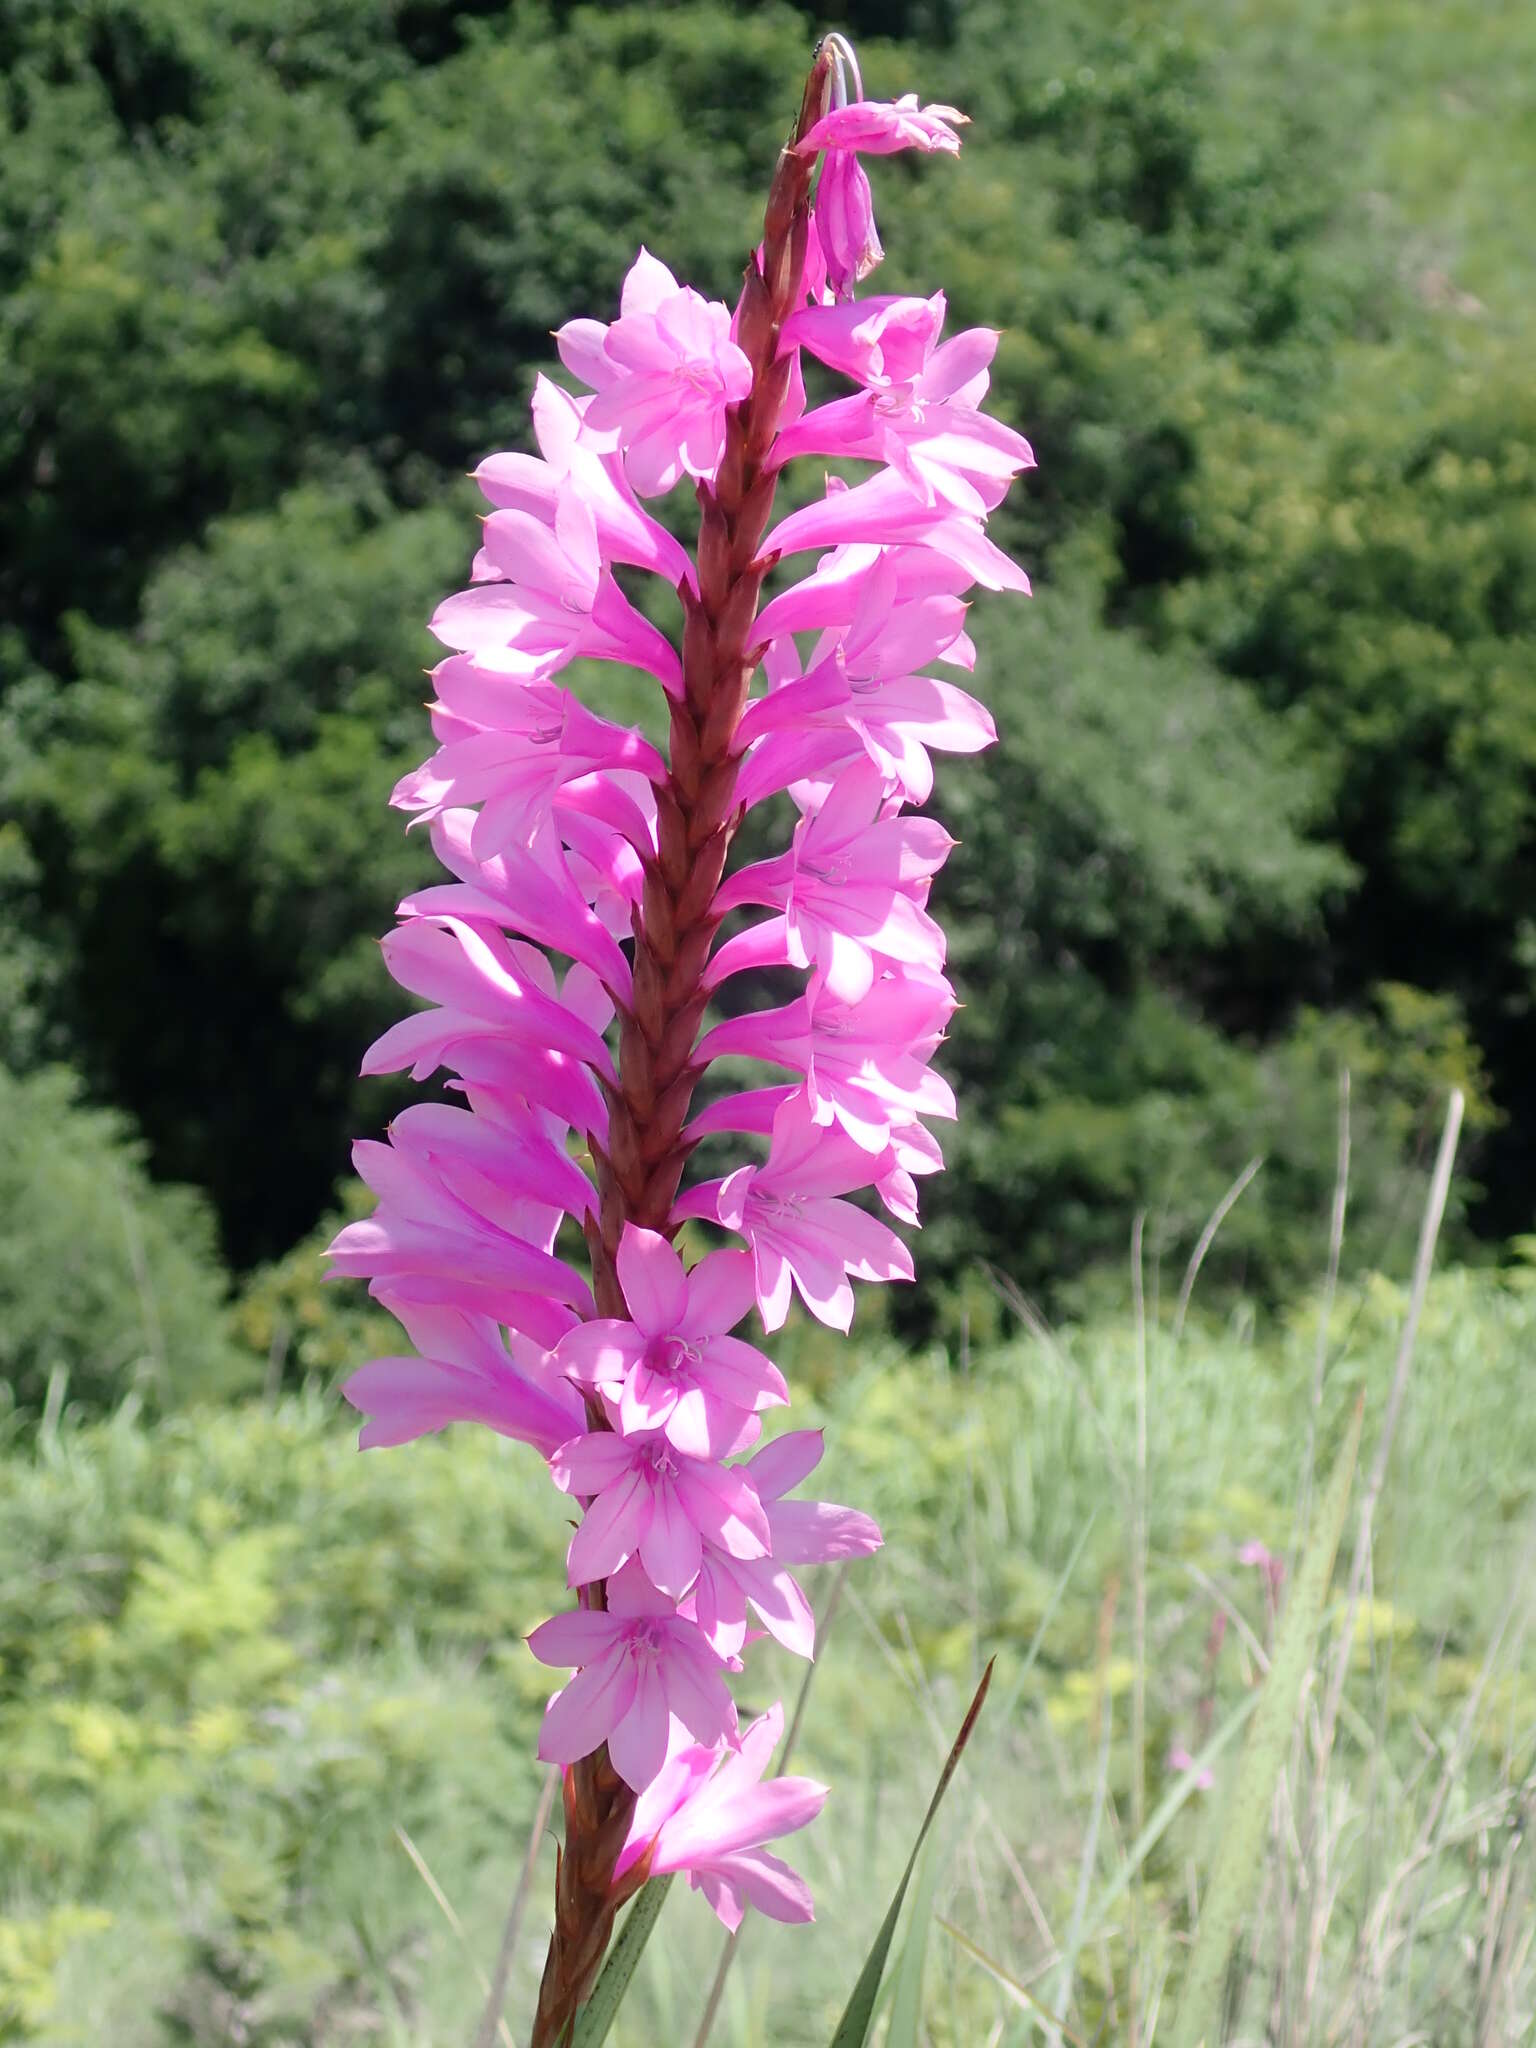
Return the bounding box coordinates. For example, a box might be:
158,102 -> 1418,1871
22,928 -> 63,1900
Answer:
330,37 -> 1030,2030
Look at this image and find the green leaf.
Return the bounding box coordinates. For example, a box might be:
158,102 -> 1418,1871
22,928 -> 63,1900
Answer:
1169,1394 -> 1366,2048
569,1874 -> 676,2048
886,1833 -> 944,2048
827,1659 -> 995,2048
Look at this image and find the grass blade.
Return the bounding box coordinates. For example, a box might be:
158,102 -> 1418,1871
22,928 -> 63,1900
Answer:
828,1658 -> 995,2048
1079,1688 -> 1260,1947
1169,1392 -> 1365,2048
938,1918 -> 1089,2045
569,1874 -> 675,2048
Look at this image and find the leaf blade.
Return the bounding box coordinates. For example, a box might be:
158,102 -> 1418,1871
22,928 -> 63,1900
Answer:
569,1873 -> 676,2048
827,1658 -> 995,2048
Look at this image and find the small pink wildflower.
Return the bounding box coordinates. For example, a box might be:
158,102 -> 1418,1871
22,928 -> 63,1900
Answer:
1167,1744 -> 1216,1792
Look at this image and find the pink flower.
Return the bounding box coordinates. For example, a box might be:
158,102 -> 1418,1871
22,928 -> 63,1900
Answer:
556,1227 -> 787,1456
753,536 -> 976,648
551,1425 -> 770,1599
1167,1744 -> 1215,1792
393,677 -> 664,865
529,1561 -> 738,1791
797,95 -> 969,159
397,809 -> 632,997
714,761 -> 952,1004
774,327 -> 1035,517
360,918 -> 614,1137
689,1429 -> 882,1659
364,916 -> 614,1082
326,1137 -> 590,1345
677,1096 -> 915,1331
343,1299 -> 584,1452
612,1703 -> 827,1930
430,482 -> 682,693
475,373 -> 694,589
735,567 -> 994,808
808,149 -> 882,298
696,965 -> 956,1153
558,249 -> 753,496
781,292 -> 947,391
764,469 -> 1030,594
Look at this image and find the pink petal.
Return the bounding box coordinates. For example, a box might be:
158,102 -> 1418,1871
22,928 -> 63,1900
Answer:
705,1848 -> 816,1924
567,1468 -> 651,1586
639,1485 -> 704,1599
526,1609 -> 615,1666
608,1660 -> 671,1791
617,1225 -> 689,1335
680,1250 -> 757,1337
539,1650 -> 636,1766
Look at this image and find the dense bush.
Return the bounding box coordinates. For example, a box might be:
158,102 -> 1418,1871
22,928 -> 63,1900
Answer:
2,1266 -> 1532,2040
0,1065 -> 250,1414
1,0 -> 1530,1326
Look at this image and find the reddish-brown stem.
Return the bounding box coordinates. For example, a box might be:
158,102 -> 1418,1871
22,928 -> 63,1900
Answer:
527,48 -> 833,2048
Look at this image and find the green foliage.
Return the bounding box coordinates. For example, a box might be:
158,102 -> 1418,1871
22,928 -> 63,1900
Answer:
0,1065 -> 249,1415
1,0 -> 1532,1315
1170,1394 -> 1363,2048
231,1182 -> 403,1392
2,1266 -> 1532,2041
10,482 -> 459,1256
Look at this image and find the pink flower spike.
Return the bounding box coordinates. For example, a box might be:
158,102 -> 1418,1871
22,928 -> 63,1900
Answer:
556,1230 -> 788,1458
613,1703 -> 828,1930
530,1562 -> 738,1792
798,95 -> 969,159
335,49 -> 1033,1985
558,249 -> 753,497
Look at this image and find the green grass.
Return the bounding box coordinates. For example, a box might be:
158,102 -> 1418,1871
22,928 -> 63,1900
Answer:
5,1258 -> 1534,2045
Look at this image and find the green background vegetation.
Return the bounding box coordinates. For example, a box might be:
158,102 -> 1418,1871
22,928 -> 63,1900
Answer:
4,0 -> 1534,1350
3,0 -> 1533,2040
5,1271 -> 1535,2041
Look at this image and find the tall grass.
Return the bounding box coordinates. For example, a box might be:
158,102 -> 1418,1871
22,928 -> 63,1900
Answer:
4,1225 -> 1534,2042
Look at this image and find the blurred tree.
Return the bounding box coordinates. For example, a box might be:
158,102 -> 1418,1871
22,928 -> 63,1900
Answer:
0,1063 -> 251,1413
0,0 -> 1527,1325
